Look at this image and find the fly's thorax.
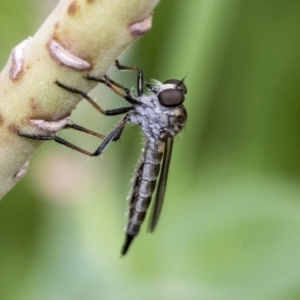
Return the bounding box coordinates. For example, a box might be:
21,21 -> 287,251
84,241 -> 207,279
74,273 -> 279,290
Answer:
127,95 -> 187,142
151,104 -> 187,140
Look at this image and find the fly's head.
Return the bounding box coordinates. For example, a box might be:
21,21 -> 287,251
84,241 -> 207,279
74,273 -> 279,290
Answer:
146,78 -> 188,137
146,79 -> 187,108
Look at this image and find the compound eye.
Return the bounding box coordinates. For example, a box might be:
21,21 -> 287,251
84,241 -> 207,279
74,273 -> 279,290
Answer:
158,89 -> 185,107
158,79 -> 187,107
163,79 -> 187,94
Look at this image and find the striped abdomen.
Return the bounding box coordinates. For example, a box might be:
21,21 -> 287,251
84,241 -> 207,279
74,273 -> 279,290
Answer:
121,140 -> 163,255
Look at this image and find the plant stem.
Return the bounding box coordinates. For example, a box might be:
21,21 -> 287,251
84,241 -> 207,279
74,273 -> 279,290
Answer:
0,0 -> 159,198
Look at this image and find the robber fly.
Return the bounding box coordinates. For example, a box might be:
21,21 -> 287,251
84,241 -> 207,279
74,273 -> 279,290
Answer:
18,60 -> 187,255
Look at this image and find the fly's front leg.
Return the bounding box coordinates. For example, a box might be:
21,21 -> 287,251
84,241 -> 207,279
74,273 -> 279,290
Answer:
115,60 -> 144,96
86,74 -> 140,105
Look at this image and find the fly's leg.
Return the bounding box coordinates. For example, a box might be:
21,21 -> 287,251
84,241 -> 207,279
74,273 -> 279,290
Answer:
85,75 -> 140,105
32,62 -> 138,155
64,120 -> 126,145
18,118 -> 126,157
94,117 -> 126,155
18,132 -> 98,157
55,80 -> 134,115
63,123 -> 125,143
18,122 -> 106,156
87,74 -> 131,95
27,77 -> 132,155
64,123 -> 105,139
114,60 -> 144,96
87,59 -> 144,99
112,124 -> 124,142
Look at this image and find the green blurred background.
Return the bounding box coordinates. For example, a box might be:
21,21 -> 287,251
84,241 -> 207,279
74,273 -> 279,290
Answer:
1,1 -> 300,299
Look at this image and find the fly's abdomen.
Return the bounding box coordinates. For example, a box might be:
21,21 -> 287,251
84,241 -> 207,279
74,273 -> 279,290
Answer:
126,144 -> 163,237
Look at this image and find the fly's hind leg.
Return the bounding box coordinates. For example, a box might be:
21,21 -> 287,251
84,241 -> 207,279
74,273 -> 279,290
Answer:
93,117 -> 126,155
64,123 -> 105,139
18,132 -> 97,157
18,118 -> 127,157
18,122 -> 107,157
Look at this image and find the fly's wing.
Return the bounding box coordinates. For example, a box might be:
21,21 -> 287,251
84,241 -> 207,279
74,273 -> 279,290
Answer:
148,137 -> 174,232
